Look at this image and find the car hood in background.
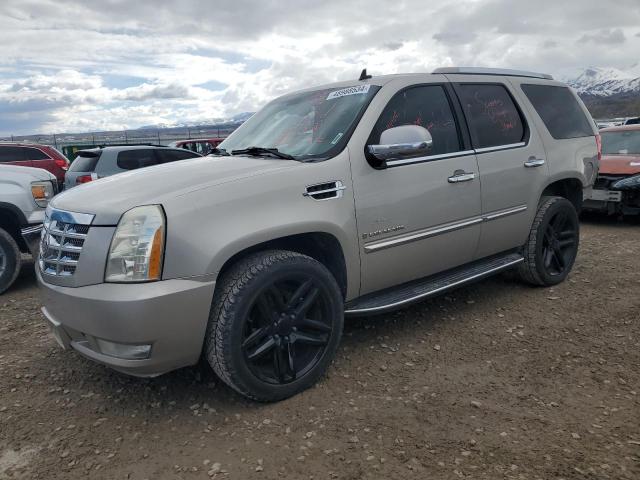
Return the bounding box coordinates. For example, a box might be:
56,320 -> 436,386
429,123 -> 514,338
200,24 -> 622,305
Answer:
0,164 -> 57,181
50,156 -> 300,225
599,154 -> 640,175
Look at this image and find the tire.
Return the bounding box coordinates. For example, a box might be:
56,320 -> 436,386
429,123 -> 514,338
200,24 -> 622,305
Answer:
0,227 -> 22,295
205,250 -> 344,402
518,196 -> 579,286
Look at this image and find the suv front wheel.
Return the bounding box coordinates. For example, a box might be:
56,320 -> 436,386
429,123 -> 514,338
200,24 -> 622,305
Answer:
518,196 -> 580,286
0,227 -> 21,295
205,250 -> 344,402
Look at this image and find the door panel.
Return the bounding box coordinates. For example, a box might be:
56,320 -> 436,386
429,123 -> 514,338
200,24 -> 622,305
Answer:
451,79 -> 549,258
350,83 -> 482,295
353,155 -> 482,294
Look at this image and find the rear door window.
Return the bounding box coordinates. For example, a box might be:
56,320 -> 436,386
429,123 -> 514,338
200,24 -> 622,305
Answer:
23,147 -> 51,160
370,85 -> 462,157
117,149 -> 159,170
0,146 -> 26,162
521,84 -> 594,139
69,153 -> 100,172
456,84 -> 526,149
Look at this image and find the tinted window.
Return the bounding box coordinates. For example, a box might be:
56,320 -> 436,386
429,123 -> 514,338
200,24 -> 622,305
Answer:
117,149 -> 159,170
156,149 -> 200,163
0,146 -> 26,162
23,147 -> 50,160
457,84 -> 525,148
521,84 -> 593,139
69,154 -> 100,172
371,85 -> 461,157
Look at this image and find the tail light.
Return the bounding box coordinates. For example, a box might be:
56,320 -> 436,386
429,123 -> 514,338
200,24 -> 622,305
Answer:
595,134 -> 602,163
76,175 -> 94,184
54,158 -> 69,171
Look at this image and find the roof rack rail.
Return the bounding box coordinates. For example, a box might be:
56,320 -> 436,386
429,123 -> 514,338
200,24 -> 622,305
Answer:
432,67 -> 553,80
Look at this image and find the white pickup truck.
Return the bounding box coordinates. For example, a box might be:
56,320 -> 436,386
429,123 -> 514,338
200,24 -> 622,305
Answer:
0,165 -> 57,294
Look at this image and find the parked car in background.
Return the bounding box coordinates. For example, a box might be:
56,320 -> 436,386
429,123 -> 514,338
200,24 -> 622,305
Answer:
0,142 -> 69,183
624,117 -> 640,126
64,145 -> 202,189
584,124 -> 640,216
0,165 -> 57,294
168,138 -> 224,155
37,67 -> 598,402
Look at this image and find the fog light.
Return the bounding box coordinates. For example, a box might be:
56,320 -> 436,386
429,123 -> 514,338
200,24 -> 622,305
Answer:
95,339 -> 152,360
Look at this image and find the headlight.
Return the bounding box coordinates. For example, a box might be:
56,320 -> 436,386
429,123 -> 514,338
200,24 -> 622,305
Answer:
105,205 -> 165,283
612,174 -> 640,190
31,181 -> 55,207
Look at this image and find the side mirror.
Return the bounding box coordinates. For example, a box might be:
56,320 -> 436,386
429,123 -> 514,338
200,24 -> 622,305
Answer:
368,125 -> 433,163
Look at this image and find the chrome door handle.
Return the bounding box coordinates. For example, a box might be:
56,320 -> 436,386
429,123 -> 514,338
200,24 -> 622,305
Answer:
524,157 -> 545,168
448,171 -> 476,183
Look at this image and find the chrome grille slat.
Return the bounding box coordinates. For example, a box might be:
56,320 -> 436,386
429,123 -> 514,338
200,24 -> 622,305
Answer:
39,208 -> 94,277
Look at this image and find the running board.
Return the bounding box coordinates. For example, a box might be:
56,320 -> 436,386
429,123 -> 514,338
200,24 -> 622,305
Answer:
345,252 -> 524,316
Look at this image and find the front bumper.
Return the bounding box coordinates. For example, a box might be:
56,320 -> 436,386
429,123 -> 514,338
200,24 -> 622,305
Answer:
37,268 -> 216,377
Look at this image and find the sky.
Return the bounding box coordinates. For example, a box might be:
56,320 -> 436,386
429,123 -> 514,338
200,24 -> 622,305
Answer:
1,0 -> 640,136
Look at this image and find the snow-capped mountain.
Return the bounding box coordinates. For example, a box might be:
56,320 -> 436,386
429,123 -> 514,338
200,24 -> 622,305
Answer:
565,66 -> 640,97
136,112 -> 254,130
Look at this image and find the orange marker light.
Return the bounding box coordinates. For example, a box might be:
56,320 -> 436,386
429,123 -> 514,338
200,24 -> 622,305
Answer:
148,227 -> 164,280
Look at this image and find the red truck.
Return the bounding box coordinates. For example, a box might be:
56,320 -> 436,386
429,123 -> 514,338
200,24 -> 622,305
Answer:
0,142 -> 69,183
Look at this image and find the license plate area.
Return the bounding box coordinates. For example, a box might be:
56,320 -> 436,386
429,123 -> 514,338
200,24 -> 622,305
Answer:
589,189 -> 622,202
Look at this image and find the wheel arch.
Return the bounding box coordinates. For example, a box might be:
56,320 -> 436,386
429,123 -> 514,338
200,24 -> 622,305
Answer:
0,204 -> 27,251
540,177 -> 584,212
214,231 -> 350,300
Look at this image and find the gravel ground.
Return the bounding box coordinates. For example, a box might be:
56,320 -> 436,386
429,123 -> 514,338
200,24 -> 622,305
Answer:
1,218 -> 639,480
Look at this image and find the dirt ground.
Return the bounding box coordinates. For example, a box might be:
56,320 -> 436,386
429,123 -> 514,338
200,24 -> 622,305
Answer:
1,218 -> 639,480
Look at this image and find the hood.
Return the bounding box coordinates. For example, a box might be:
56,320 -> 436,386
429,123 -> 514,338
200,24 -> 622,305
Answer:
51,155 -> 300,225
0,164 -> 56,181
599,154 -> 640,175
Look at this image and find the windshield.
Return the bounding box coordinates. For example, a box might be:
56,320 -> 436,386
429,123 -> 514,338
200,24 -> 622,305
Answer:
219,84 -> 380,160
601,130 -> 640,155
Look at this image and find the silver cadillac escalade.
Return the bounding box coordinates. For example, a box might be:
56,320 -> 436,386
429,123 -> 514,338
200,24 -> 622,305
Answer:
34,67 -> 600,401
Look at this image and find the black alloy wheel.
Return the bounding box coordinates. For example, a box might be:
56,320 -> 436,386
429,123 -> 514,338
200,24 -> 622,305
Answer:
241,276 -> 334,384
206,250 -> 344,402
541,209 -> 579,277
518,196 -> 580,286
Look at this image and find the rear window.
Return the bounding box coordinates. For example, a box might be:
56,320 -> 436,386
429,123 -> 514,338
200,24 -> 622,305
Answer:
117,149 -> 158,170
457,84 -> 526,149
69,153 -> 100,172
0,146 -> 26,162
601,130 -> 640,155
521,84 -> 594,139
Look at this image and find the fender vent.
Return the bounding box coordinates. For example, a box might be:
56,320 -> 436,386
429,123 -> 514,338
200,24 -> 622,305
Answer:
303,181 -> 346,201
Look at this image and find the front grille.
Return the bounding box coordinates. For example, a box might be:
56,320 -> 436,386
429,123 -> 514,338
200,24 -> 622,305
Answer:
39,209 -> 93,277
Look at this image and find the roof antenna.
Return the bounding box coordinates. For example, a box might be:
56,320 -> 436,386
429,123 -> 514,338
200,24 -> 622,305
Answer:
359,68 -> 372,81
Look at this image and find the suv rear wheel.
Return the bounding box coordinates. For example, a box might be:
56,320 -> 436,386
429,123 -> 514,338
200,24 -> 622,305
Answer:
518,196 -> 579,286
0,227 -> 21,295
205,250 -> 344,402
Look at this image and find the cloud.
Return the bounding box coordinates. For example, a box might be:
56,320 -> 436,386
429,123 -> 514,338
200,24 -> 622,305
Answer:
579,28 -> 627,45
0,0 -> 639,135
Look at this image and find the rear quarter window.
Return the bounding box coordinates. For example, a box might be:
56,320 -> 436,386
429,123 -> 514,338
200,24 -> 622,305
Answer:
23,147 -> 50,160
456,84 -> 526,149
521,84 -> 594,139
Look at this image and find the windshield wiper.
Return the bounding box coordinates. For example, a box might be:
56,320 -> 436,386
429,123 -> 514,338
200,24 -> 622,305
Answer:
230,146 -> 297,160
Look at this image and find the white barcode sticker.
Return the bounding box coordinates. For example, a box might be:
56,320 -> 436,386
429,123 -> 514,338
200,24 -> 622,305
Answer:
326,84 -> 370,100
